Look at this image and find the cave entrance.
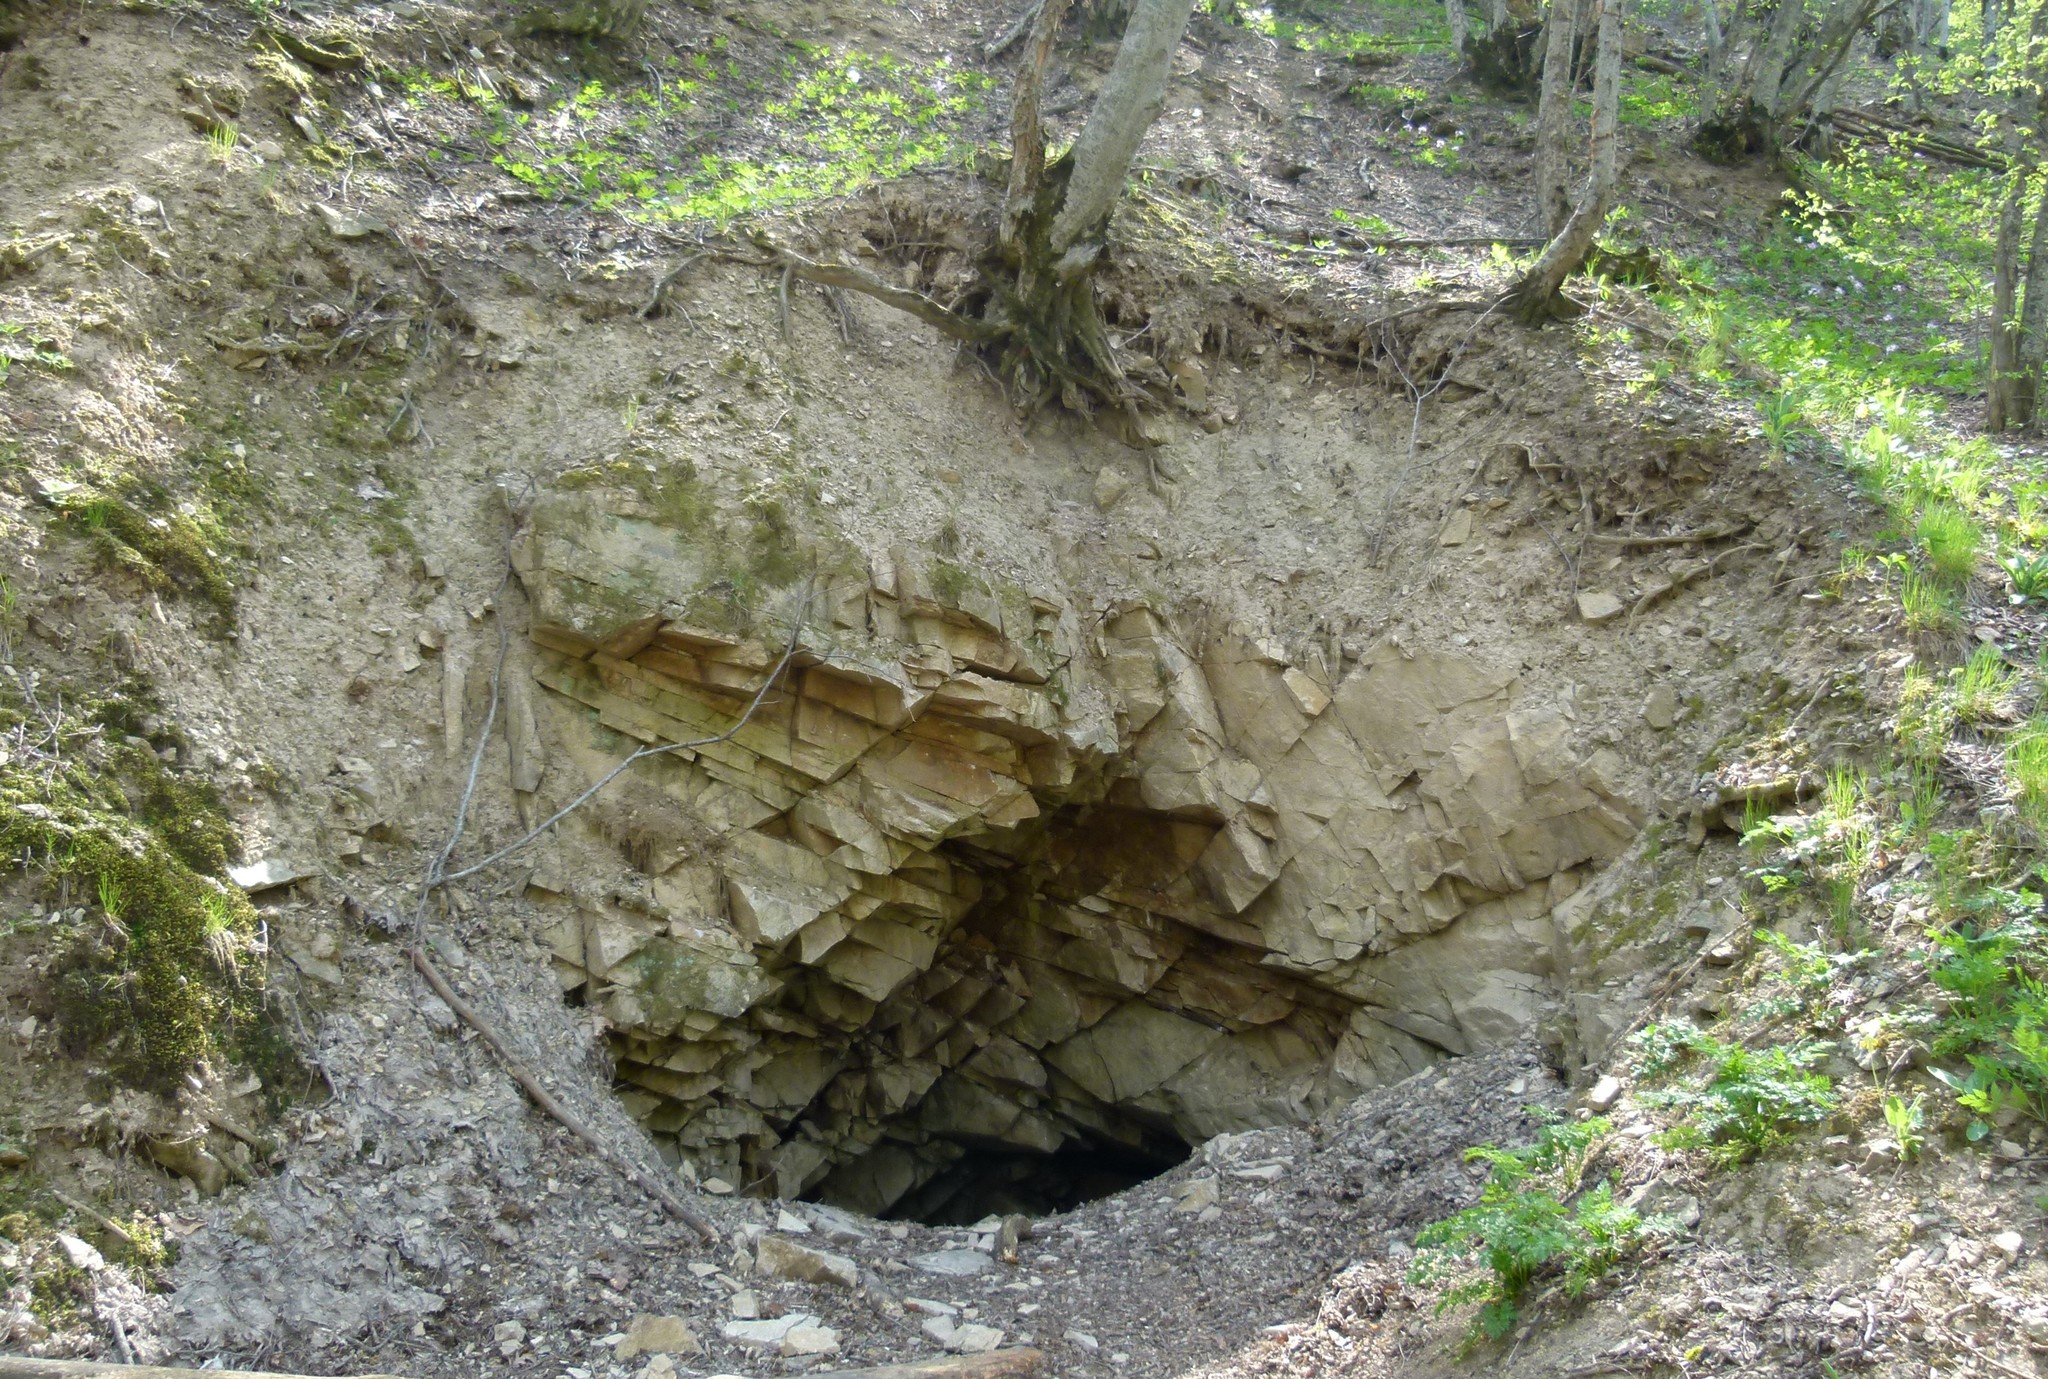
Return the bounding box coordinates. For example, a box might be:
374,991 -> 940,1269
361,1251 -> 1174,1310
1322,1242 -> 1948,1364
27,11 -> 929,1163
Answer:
838,1132 -> 1193,1226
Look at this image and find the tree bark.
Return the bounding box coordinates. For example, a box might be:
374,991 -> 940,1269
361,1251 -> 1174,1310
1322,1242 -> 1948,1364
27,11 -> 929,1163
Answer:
1003,0 -> 1078,250
1990,117 -> 2026,430
1703,0 -> 1727,83
1510,0 -> 1621,319
2013,174 -> 2048,426
1048,0 -> 1199,253
1446,0 -> 1471,57
1533,0 -> 1581,235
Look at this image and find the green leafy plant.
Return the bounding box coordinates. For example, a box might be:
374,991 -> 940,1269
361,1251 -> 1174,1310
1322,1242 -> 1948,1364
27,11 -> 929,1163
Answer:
1900,567 -> 1960,633
1636,1027 -> 1839,1163
2007,721 -> 2048,831
1926,907 -> 2048,1132
2002,547 -> 2048,603
1409,1115 -> 1676,1341
1759,390 -> 1805,459
1883,1092 -> 1926,1160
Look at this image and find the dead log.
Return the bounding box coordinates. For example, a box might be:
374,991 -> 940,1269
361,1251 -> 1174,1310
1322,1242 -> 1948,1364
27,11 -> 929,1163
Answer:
807,1350 -> 1049,1379
0,1361 -> 411,1379
406,946 -> 720,1241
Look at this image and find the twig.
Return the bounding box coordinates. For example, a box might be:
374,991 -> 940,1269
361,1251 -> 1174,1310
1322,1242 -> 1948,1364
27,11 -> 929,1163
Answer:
1585,522 -> 1751,547
433,602 -> 807,886
1789,670 -> 1840,729
0,1360 -> 412,1379
405,945 -> 718,1240
50,1190 -> 135,1249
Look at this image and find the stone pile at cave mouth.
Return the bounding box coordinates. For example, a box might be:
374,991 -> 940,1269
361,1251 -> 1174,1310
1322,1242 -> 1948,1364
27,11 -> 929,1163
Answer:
508,473 -> 1643,1218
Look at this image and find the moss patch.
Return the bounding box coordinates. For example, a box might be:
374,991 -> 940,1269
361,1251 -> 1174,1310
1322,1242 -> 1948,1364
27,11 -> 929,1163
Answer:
0,677 -> 277,1090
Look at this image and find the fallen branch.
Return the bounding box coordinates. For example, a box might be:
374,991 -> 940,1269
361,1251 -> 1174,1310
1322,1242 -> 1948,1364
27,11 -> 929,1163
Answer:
1585,521 -> 1751,547
808,1351 -> 1048,1379
48,1191 -> 136,1249
0,1361 -> 410,1379
406,944 -> 719,1241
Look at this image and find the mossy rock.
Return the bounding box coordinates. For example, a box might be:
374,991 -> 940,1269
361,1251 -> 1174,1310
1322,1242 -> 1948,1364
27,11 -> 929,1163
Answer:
511,0 -> 645,37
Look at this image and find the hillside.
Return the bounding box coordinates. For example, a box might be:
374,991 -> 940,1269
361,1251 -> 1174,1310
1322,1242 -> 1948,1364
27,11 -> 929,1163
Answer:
0,1 -> 2045,1377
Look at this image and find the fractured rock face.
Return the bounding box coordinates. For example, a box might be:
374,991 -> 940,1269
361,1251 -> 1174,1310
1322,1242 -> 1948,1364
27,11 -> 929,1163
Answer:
511,480 -> 1644,1216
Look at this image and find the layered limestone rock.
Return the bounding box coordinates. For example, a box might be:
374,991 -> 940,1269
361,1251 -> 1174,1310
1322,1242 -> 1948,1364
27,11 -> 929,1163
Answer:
508,478 -> 1643,1216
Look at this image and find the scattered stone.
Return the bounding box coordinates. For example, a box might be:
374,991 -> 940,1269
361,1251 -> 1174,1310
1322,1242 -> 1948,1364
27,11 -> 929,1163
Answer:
228,857 -> 313,893
314,203 -> 387,240
1577,590 -> 1625,622
616,1315 -> 702,1359
700,1177 -> 735,1195
797,1202 -> 872,1243
1094,466 -> 1133,512
1994,1230 -> 2026,1261
923,1317 -> 1006,1354
55,1234 -> 103,1271
493,1320 -> 525,1357
721,1315 -> 837,1357
755,1235 -> 858,1288
905,1298 -> 958,1318
728,1290 -> 759,1320
1643,685 -> 1678,730
1174,1177 -> 1220,1213
1065,1330 -> 1101,1352
1587,1075 -> 1624,1111
1230,1163 -> 1286,1182
1439,508 -> 1474,547
909,1249 -> 993,1277
639,1356 -> 677,1379
774,1208 -> 811,1234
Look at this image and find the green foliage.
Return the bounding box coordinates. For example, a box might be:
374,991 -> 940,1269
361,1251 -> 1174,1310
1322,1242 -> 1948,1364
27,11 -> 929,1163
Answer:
421,49 -> 990,224
2007,721 -> 2048,831
1916,503 -> 1982,586
1900,568 -> 1959,634
1951,645 -> 2017,724
1635,1026 -> 1839,1163
1884,1092 -> 1927,1160
2002,547 -> 2048,603
1409,1115 -> 1675,1340
1927,905 -> 2048,1131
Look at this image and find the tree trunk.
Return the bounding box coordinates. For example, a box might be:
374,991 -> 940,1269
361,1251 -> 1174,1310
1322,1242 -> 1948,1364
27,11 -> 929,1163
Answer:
1446,0 -> 1471,57
1533,0 -> 1580,235
2013,174 -> 2048,427
1703,0 -> 1727,84
1047,0 -> 1200,254
1989,117 -> 2026,430
1748,0 -> 1809,124
1003,0 -> 1077,250
1510,0 -> 1621,319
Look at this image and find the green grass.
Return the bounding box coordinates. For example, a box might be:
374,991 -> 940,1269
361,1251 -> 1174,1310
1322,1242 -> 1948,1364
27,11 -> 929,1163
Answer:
1917,503 -> 1983,586
413,47 -> 992,224
1900,568 -> 1959,634
1952,645 -> 2016,723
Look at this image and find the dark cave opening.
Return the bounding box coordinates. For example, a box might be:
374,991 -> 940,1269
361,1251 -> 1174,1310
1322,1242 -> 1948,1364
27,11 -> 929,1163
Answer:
819,1131 -> 1195,1226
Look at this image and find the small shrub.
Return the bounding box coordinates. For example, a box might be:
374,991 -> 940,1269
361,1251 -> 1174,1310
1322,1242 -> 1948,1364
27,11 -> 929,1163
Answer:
1409,1115 -> 1677,1341
1884,1092 -> 1926,1160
